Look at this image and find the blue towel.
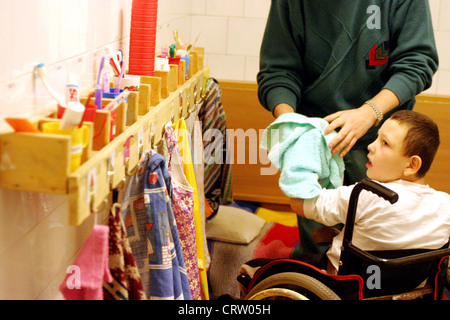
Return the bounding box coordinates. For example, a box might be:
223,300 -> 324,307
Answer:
261,113 -> 345,199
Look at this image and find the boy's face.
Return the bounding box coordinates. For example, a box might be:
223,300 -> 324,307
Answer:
366,119 -> 411,182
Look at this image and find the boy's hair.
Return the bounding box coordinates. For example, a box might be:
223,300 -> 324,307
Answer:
390,110 -> 440,178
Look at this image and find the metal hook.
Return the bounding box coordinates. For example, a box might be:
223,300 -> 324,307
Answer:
125,157 -> 139,176
107,152 -> 115,190
150,132 -> 155,149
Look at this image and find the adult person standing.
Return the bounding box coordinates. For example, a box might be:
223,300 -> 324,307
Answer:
257,0 -> 438,253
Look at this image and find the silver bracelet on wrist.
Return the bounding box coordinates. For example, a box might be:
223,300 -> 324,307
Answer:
365,99 -> 383,127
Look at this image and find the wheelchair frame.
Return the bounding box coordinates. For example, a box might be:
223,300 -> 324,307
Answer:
241,179 -> 450,300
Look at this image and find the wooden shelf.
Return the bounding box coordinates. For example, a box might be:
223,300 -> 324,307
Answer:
0,48 -> 208,226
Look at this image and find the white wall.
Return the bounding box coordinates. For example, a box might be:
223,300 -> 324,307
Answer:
191,0 -> 450,95
0,0 -> 193,300
0,0 -> 448,300
429,0 -> 450,96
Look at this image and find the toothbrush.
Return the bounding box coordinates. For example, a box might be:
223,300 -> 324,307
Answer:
115,55 -> 126,93
103,89 -> 130,112
95,56 -> 105,109
186,32 -> 201,55
36,63 -> 67,108
104,45 -> 121,77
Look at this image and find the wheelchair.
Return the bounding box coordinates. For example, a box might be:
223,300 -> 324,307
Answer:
237,179 -> 450,300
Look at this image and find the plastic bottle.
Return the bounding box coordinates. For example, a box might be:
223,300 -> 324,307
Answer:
66,73 -> 80,104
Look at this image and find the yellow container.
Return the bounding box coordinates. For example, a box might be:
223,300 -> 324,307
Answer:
42,122 -> 90,172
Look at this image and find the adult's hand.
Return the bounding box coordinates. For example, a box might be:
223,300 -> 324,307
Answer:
323,89 -> 400,158
323,104 -> 377,158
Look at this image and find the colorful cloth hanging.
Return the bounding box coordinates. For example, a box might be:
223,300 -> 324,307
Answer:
121,150 -> 191,300
192,117 -> 211,271
103,204 -> 147,300
59,225 -> 113,300
173,118 -> 209,300
164,122 -> 202,300
197,78 -> 233,219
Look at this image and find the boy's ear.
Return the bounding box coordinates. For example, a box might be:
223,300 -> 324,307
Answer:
404,155 -> 422,177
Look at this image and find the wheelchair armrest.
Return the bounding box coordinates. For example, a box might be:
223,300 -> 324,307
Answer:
347,243 -> 450,267
312,227 -> 340,246
357,178 -> 399,204
342,179 -> 399,254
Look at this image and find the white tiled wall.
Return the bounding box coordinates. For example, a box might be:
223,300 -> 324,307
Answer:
427,0 -> 450,95
191,0 -> 270,82
0,0 -> 449,300
190,0 -> 449,94
0,0 -> 192,300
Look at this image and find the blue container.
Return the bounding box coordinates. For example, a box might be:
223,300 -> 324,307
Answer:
181,55 -> 190,77
103,88 -> 126,100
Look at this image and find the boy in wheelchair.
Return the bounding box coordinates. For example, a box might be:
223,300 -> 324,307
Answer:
289,110 -> 449,277
233,110 -> 448,301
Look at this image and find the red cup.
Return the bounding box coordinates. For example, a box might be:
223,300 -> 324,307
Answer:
132,0 -> 157,6
129,60 -> 155,67
132,1 -> 158,11
129,60 -> 155,68
168,56 -> 181,65
130,41 -> 155,50
130,26 -> 157,34
130,33 -> 156,42
131,14 -> 157,23
130,39 -> 155,47
129,47 -> 156,56
57,104 -> 65,119
129,51 -> 154,59
129,67 -> 155,73
129,42 -> 155,49
129,61 -> 155,67
132,8 -> 158,16
131,20 -> 157,28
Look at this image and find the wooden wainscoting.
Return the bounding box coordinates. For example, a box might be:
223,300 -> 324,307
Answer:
220,80 -> 450,206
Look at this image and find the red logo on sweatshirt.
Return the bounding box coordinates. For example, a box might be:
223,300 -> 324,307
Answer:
366,41 -> 389,69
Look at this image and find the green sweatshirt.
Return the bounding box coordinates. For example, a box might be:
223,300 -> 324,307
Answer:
257,0 -> 438,149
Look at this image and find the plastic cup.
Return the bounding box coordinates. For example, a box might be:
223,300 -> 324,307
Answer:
169,56 -> 181,65
130,38 -> 156,47
113,75 -> 141,92
130,26 -> 157,35
182,55 -> 190,77
129,46 -> 156,56
131,20 -> 157,29
131,14 -> 157,23
132,1 -> 158,12
130,33 -> 156,42
41,122 -> 90,172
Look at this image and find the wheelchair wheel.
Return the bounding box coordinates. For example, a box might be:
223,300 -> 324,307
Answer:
248,288 -> 309,300
245,272 -> 341,300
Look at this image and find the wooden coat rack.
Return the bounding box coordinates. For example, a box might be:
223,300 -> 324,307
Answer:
0,48 -> 207,226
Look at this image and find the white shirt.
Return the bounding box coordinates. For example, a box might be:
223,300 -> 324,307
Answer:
303,180 -> 450,271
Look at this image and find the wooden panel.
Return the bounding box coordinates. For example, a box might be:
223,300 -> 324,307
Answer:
140,76 -> 161,106
125,91 -> 139,126
178,59 -> 186,85
154,70 -> 170,99
220,81 -> 289,205
169,64 -> 179,92
221,82 -> 450,205
415,95 -> 450,193
0,132 -> 70,194
138,84 -> 151,116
